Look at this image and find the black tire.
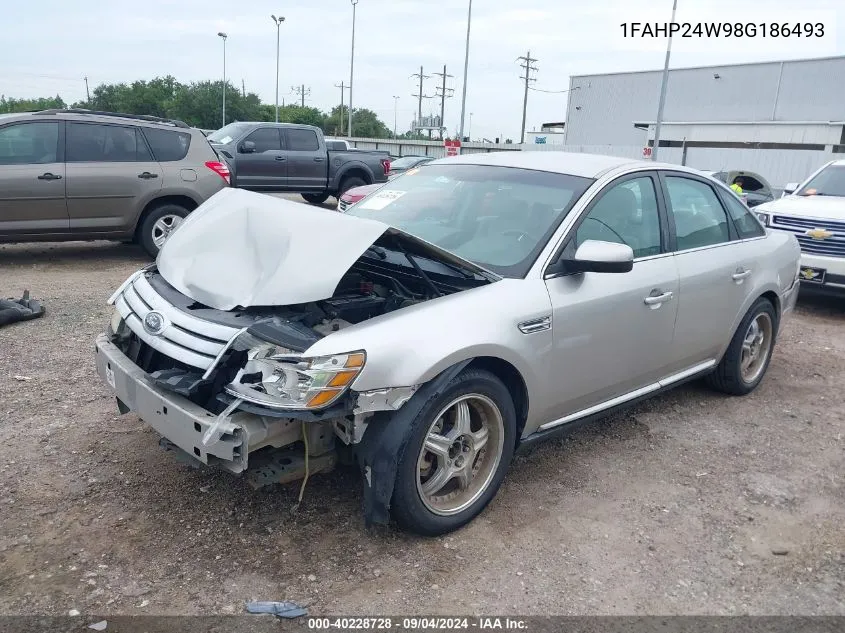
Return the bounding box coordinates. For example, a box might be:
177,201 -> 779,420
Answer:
390,368 -> 516,536
706,297 -> 778,396
301,193 -> 330,205
138,203 -> 190,258
338,176 -> 367,197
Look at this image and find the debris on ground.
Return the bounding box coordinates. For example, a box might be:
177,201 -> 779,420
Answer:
0,290 -> 46,328
245,601 -> 308,618
88,621 -> 108,631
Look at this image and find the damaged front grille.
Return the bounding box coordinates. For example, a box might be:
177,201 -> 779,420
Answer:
113,273 -> 241,370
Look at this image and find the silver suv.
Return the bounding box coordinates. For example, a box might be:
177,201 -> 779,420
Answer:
0,109 -> 230,256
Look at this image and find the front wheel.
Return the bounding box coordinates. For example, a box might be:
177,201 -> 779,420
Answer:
390,369 -> 516,535
706,297 -> 778,395
301,193 -> 330,205
138,204 -> 190,257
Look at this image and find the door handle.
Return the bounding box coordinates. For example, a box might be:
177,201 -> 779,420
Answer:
313,157 -> 325,162
732,268 -> 752,282
274,156 -> 286,161
644,291 -> 673,306
37,172 -> 62,181
137,172 -> 159,179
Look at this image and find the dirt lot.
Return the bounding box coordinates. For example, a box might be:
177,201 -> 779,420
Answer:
1,235 -> 844,617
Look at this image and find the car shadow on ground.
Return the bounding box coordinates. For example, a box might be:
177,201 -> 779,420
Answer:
0,241 -> 151,267
795,290 -> 845,319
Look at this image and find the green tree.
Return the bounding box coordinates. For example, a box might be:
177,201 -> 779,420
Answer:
0,94 -> 66,113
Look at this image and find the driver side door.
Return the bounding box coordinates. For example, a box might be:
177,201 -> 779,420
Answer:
541,172 -> 680,424
235,127 -> 287,190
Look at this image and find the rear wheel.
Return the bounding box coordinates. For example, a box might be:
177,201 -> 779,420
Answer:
138,204 -> 190,257
706,297 -> 777,395
338,176 -> 366,197
301,193 -> 330,205
390,369 -> 516,535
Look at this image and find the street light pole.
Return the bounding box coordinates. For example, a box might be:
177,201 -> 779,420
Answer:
348,0 -> 358,138
271,15 -> 285,123
457,0 -> 472,142
652,0 -> 678,161
217,32 -> 228,128
468,112 -> 473,139
392,95 -> 400,138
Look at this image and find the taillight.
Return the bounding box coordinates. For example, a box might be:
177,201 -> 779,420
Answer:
205,161 -> 231,185
380,159 -> 390,176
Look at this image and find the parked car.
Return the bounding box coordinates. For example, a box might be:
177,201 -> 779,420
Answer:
324,138 -> 354,151
388,155 -> 434,178
755,159 -> 845,295
96,152 -> 800,535
0,109 -> 230,256
207,123 -> 389,205
704,170 -> 774,208
337,183 -> 382,211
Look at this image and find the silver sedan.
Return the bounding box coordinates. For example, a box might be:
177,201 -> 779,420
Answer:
96,151 -> 801,535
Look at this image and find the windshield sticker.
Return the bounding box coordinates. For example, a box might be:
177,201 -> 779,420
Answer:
358,190 -> 407,211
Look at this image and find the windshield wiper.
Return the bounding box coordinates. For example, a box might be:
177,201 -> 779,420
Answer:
364,245 -> 388,260
390,238 -> 443,297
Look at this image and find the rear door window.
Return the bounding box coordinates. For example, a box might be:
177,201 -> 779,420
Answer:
664,176 -> 733,250
719,188 -> 766,238
66,123 -> 151,162
286,128 -> 320,151
141,128 -> 191,161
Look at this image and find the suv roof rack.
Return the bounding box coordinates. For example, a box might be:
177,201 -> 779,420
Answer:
36,109 -> 191,129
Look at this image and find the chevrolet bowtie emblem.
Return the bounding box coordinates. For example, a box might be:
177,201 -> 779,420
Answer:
805,228 -> 834,240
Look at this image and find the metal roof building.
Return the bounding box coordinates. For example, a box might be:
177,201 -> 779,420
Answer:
560,56 -> 845,186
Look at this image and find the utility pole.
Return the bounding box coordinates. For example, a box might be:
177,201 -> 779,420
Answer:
271,14 -> 285,123
291,84 -> 311,107
334,81 -> 349,135
433,65 -> 454,139
392,95 -> 400,138
241,79 -> 246,98
410,65 -> 432,139
458,0 -> 472,142
83,76 -> 90,102
517,50 -> 538,144
348,0 -> 359,137
652,0 -> 678,160
217,32 -> 228,127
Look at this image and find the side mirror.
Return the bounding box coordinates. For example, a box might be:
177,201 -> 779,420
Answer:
547,240 -> 634,277
239,140 -> 256,154
782,182 -> 799,196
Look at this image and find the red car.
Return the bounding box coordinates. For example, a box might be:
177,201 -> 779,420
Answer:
337,183 -> 382,212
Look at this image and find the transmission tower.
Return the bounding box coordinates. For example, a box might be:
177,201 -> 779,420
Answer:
290,84 -> 311,107
517,51 -> 538,144
432,65 -> 454,139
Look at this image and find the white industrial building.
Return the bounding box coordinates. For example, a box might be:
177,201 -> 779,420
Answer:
560,55 -> 845,188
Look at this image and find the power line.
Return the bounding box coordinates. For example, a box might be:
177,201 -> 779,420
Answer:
528,85 -> 581,94
290,84 -> 311,107
410,66 -> 432,137
432,65 -> 454,139
517,50 -> 538,144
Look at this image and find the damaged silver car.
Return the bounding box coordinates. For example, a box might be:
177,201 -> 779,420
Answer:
96,152 -> 801,535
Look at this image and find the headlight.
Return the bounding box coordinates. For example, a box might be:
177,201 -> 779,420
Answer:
110,307 -> 125,334
224,332 -> 365,410
756,211 -> 770,226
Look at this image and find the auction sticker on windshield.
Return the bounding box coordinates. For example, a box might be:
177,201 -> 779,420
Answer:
358,190 -> 407,211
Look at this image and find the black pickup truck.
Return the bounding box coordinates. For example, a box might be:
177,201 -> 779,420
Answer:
207,122 -> 390,204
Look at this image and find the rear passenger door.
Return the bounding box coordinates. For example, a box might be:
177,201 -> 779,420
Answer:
234,127 -> 286,190
660,171 -> 756,369
0,120 -> 68,237
283,128 -> 326,191
65,122 -> 163,234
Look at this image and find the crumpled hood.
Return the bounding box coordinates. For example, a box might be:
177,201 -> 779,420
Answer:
156,188 -> 494,311
758,194 -> 845,221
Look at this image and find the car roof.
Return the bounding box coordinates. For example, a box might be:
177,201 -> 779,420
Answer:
432,151 -> 674,178
4,109 -> 192,130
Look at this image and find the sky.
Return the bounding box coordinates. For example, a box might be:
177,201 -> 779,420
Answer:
2,0 -> 843,141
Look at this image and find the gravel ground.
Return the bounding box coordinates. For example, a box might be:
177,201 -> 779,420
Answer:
1,232 -> 844,617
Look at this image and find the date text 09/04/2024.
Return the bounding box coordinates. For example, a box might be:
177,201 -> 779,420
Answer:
620,22 -> 824,38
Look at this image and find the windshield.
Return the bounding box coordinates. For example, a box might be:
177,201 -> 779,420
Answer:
346,164 -> 593,278
391,156 -> 427,170
798,164 -> 845,197
207,123 -> 251,144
